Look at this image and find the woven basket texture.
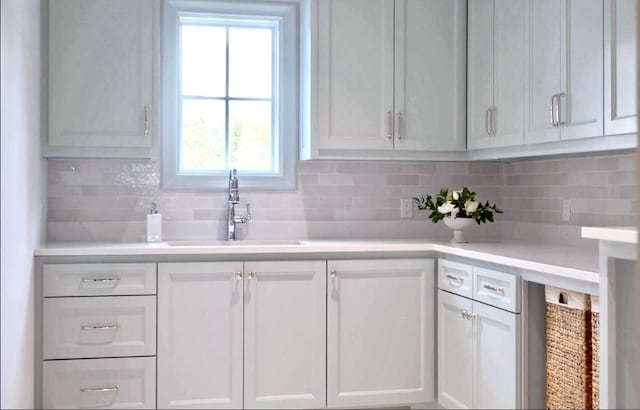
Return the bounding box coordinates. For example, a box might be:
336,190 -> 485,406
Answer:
545,302 -> 593,409
592,311 -> 600,409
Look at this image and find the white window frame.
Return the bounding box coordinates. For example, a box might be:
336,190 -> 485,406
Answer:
162,0 -> 299,190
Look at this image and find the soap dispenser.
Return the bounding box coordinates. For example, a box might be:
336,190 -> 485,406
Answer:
147,202 -> 162,242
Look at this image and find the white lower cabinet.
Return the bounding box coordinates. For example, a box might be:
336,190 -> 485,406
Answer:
157,260 -> 326,409
327,258 -> 435,408
437,260 -> 521,410
42,357 -> 156,409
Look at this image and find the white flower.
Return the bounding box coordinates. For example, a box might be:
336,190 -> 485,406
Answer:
452,191 -> 460,200
438,201 -> 458,216
465,200 -> 479,213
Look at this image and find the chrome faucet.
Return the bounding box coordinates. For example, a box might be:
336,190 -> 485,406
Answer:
227,169 -> 251,240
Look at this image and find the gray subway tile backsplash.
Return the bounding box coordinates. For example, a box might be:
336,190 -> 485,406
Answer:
46,153 -> 636,241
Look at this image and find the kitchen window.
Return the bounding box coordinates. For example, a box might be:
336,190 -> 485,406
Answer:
162,0 -> 299,190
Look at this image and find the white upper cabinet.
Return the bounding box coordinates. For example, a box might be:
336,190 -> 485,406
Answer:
46,0 -> 154,157
525,0 -> 604,144
604,0 -> 638,135
467,0 -> 526,150
313,0 -> 466,158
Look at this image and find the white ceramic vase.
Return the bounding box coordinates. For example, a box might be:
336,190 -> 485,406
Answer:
443,217 -> 473,243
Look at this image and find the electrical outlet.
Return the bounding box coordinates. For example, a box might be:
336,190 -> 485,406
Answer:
562,199 -> 571,221
400,198 -> 413,218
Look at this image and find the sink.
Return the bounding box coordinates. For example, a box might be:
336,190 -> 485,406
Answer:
166,240 -> 303,247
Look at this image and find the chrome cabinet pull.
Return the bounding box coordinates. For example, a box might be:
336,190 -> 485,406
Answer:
491,106 -> 497,136
247,271 -> 255,280
235,271 -> 243,281
396,112 -> 403,140
144,105 -> 150,135
556,92 -> 565,127
81,324 -> 121,331
330,269 -> 337,279
81,385 -> 120,393
461,310 -> 477,320
485,108 -> 492,136
483,283 -> 505,294
445,274 -> 464,286
386,111 -> 393,140
550,94 -> 557,127
81,277 -> 120,283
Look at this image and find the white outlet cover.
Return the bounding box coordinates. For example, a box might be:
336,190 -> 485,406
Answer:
400,198 -> 413,218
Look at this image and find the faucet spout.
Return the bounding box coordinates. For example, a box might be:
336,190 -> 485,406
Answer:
227,169 -> 250,240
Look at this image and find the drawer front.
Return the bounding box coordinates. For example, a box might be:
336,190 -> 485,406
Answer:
472,267 -> 520,313
43,296 -> 156,359
43,263 -> 156,297
438,259 -> 473,298
42,357 -> 156,409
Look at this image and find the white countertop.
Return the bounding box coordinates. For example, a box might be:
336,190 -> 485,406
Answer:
581,226 -> 637,244
34,239 -> 600,287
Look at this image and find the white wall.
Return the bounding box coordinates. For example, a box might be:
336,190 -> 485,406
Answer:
1,0 -> 45,408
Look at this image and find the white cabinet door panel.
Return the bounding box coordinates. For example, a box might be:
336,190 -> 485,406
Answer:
562,0 -> 604,140
525,0 -> 562,144
244,261 -> 326,409
48,0 -> 152,148
474,301 -> 521,409
317,0 -> 394,150
394,0 -> 466,151
437,290 -> 473,409
157,262 -> 243,409
494,0 -> 525,147
327,258 -> 434,408
467,0 -> 494,149
604,0 -> 638,135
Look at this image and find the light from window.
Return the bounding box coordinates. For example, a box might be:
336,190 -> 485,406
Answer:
179,19 -> 277,174
162,0 -> 298,190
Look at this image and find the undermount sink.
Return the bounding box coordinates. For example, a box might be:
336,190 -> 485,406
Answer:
166,239 -> 303,247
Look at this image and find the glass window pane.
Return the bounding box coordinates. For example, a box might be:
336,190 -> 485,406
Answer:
181,25 -> 226,97
228,101 -> 273,171
228,27 -> 273,98
180,99 -> 226,172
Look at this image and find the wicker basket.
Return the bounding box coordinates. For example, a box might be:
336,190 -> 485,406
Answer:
545,286 -> 592,409
591,295 -> 600,409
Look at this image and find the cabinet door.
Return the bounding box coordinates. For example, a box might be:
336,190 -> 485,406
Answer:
317,0 -> 394,150
394,0 -> 466,151
48,0 -> 153,152
327,259 -> 435,408
473,301 -> 521,409
467,0 -> 495,150
437,290 -> 473,409
157,262 -> 243,409
561,0 -> 604,140
244,261 -> 326,409
524,0 -> 563,144
604,0 -> 638,135
493,0 -> 525,147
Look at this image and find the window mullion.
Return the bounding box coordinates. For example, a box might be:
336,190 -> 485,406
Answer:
224,26 -> 230,170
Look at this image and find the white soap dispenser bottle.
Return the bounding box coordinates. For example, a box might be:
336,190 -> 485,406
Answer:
147,202 -> 162,242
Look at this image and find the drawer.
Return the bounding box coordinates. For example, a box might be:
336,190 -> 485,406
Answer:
43,296 -> 156,359
43,263 -> 156,296
438,259 -> 473,298
42,357 -> 155,409
472,267 -> 520,313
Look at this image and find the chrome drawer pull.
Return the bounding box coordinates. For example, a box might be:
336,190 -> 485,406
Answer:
445,274 -> 463,286
81,324 -> 121,331
81,277 -> 121,283
461,310 -> 477,320
330,269 -> 337,279
81,385 -> 120,393
483,284 -> 505,294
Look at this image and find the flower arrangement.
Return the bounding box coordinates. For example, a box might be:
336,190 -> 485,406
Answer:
413,186 -> 502,224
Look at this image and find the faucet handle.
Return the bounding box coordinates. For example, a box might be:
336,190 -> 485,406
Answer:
245,203 -> 252,221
